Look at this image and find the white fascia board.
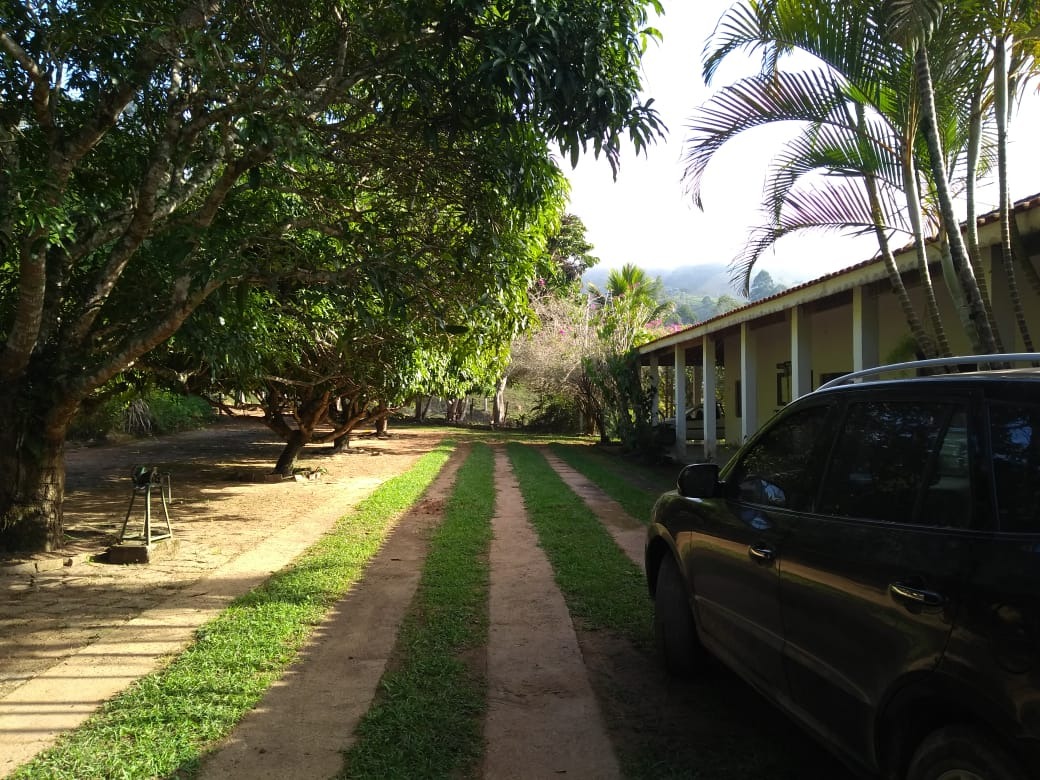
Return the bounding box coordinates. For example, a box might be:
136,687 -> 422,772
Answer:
639,201 -> 1040,361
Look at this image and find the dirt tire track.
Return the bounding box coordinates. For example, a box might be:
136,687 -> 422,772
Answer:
538,449 -> 645,569
196,445 -> 470,779
482,445 -> 621,779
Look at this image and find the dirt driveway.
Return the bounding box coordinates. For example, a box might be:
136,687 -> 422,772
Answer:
0,417 -> 443,773
0,417 -> 846,779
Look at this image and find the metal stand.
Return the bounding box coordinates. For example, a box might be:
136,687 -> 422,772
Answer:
119,466 -> 173,545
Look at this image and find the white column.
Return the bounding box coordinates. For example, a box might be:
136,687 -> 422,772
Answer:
852,285 -> 879,371
674,344 -> 687,459
740,322 -> 758,440
702,336 -> 717,461
790,305 -> 813,398
649,354 -> 660,426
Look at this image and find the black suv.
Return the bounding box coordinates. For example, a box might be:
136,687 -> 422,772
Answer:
645,356 -> 1040,780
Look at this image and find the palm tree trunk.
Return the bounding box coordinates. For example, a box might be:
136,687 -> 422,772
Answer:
938,234 -> 984,355
994,34 -> 1034,351
915,46 -> 1000,353
864,172 -> 937,358
964,79 -> 996,315
901,159 -> 951,356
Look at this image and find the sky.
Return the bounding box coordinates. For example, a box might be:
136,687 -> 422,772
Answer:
564,1 -> 1040,289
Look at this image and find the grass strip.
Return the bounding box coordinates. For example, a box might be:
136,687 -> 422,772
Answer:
548,443 -> 676,523
505,442 -> 651,648
517,443 -> 839,780
342,443 -> 493,779
11,442 -> 456,780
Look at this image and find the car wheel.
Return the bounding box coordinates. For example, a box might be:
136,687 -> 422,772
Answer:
906,725 -> 1029,780
653,554 -> 702,677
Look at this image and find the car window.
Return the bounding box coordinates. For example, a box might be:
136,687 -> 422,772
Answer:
729,404 -> 832,511
818,400 -> 968,525
918,409 -> 971,527
989,401 -> 1040,532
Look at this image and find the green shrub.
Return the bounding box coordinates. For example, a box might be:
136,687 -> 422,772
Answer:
525,391 -> 582,433
144,391 -> 214,434
69,390 -> 214,440
68,397 -> 125,441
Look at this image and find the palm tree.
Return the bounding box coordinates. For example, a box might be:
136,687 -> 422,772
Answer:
588,263 -> 672,348
884,0 -> 1001,352
686,0 -> 1036,357
686,0 -> 948,357
962,0 -> 1040,351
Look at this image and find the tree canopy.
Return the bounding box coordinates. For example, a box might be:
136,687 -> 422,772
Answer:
0,0 -> 665,552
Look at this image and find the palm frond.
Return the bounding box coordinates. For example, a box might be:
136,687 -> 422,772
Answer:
683,69 -> 851,208
729,178 -> 905,294
765,119 -> 906,218
703,0 -> 782,84
703,0 -> 900,102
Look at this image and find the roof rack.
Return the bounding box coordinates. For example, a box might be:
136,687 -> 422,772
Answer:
816,353 -> 1040,391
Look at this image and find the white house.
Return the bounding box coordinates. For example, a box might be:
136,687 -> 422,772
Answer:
637,193 -> 1040,462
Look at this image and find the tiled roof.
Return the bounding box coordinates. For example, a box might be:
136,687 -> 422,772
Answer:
647,190 -> 1040,344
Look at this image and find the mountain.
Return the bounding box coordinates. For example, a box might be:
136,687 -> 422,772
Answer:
583,262 -> 737,298
582,263 -> 803,325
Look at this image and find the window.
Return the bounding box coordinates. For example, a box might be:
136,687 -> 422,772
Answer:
989,402 -> 1040,532
818,400 -> 968,525
729,404 -> 833,511
776,371 -> 791,406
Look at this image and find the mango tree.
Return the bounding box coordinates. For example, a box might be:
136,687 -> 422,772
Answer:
0,0 -> 663,551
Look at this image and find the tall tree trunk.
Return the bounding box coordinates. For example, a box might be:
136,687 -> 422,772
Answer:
273,429 -> 308,477
864,171 -> 937,358
994,34 -> 1034,352
414,396 -> 424,423
373,402 -> 389,437
331,431 -> 351,453
447,398 -> 464,423
901,161 -> 951,356
937,235 -> 984,355
915,46 -> 999,353
264,390 -> 330,476
0,381 -> 79,552
964,80 -> 996,314
0,433 -> 65,552
492,376 -> 508,426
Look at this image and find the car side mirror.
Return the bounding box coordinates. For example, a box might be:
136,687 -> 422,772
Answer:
677,463 -> 720,498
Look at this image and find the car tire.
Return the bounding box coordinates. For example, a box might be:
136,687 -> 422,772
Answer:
906,724 -> 1030,780
654,554 -> 702,677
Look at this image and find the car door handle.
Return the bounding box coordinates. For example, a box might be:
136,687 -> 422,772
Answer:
890,581 -> 946,608
748,545 -> 776,563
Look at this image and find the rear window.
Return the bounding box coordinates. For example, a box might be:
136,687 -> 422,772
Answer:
989,402 -> 1040,532
818,400 -> 970,526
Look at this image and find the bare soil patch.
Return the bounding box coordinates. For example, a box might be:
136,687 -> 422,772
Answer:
0,416 -> 443,703
1,424 -> 848,779
196,446 -> 471,779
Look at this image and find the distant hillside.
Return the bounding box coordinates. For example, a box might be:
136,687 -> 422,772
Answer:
583,263 -> 806,298
582,263 -> 803,325
583,262 -> 737,299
